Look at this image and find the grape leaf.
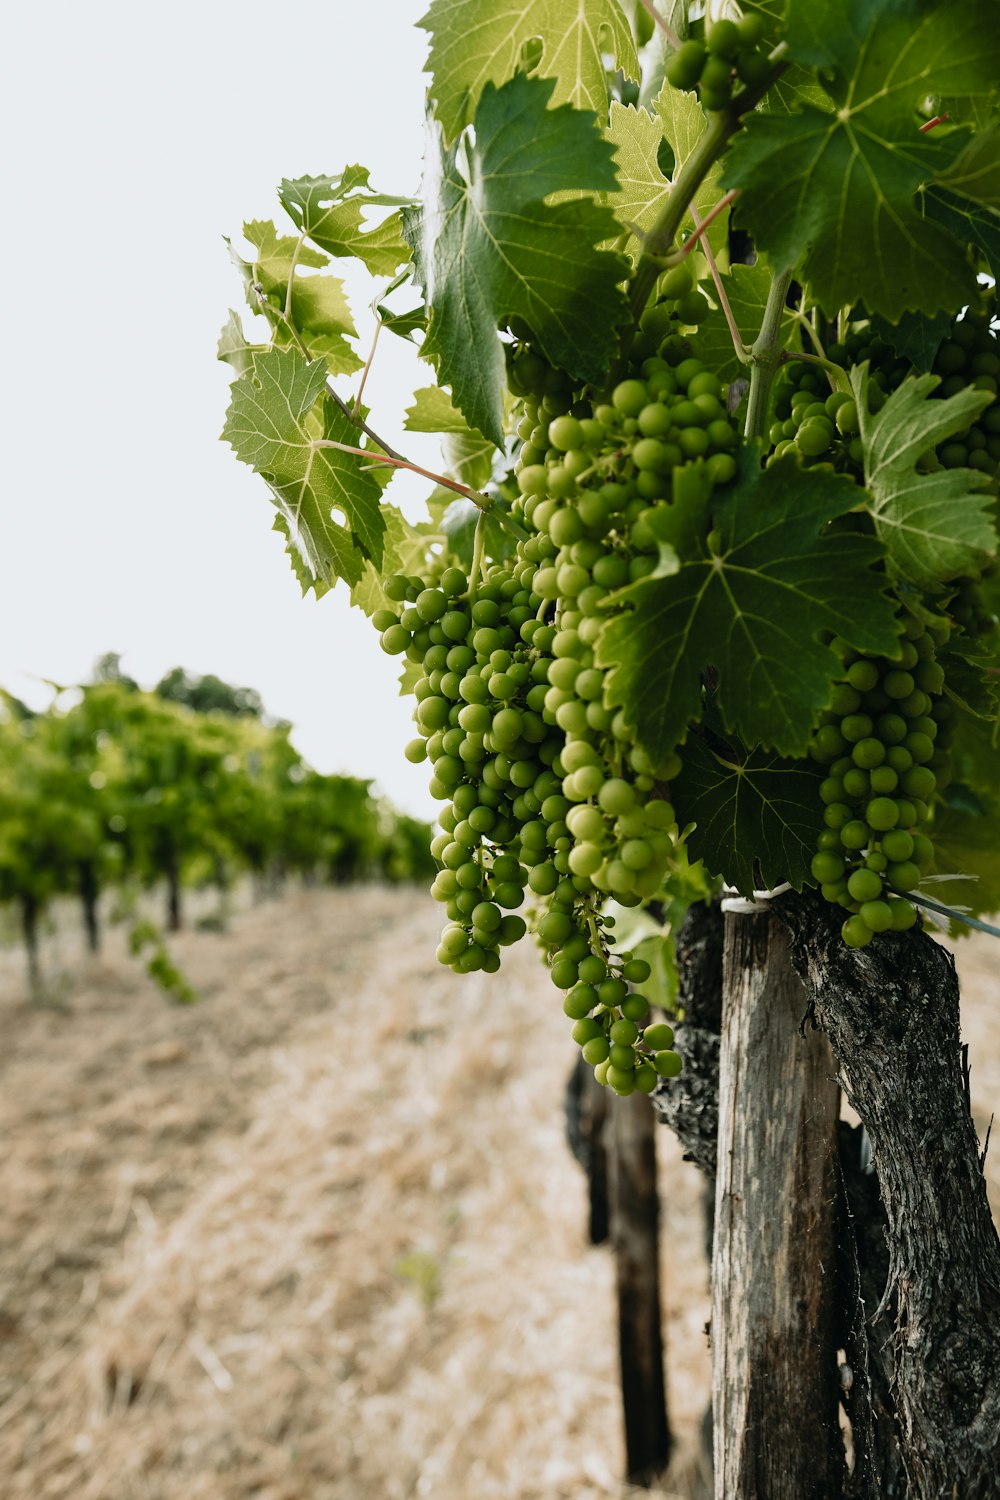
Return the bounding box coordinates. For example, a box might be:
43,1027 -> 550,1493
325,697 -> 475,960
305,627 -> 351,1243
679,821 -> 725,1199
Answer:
404,73 -> 629,448
653,86 -> 725,235
933,125 -> 1000,213
923,185 -> 1000,273
419,0 -> 638,142
222,347 -> 385,594
404,386 -> 480,436
928,806 -> 1000,919
597,450 -> 900,762
852,368 -> 997,586
866,309 -> 952,372
405,387 -> 496,490
232,221 -> 361,375
604,102 -> 670,246
278,169 -> 412,276
673,727 -> 826,895
723,0 -> 1000,318
217,310 -> 268,376
603,92 -> 726,261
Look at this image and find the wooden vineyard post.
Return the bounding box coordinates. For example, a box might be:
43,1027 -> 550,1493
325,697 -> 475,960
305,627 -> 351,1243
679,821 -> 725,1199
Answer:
712,905 -> 842,1499
608,1088 -> 671,1486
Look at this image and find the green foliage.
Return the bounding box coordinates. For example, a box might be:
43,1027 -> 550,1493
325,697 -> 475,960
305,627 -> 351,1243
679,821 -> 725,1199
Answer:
674,730 -> 826,895
404,71 -> 626,444
278,168 -> 411,275
404,72 -> 629,446
219,0 -> 1000,996
854,369 -> 997,586
0,673 -> 432,996
419,0 -> 638,141
724,0 -> 1000,316
598,452 -> 900,762
222,346 -> 385,593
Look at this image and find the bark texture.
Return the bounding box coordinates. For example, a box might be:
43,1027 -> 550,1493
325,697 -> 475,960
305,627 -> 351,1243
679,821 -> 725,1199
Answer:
712,907 -> 842,1499
653,898 -> 723,1176
777,889 -> 1000,1500
608,1089 -> 671,1485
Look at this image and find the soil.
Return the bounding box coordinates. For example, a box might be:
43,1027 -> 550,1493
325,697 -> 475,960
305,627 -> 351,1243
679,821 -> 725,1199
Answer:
0,886 -> 996,1500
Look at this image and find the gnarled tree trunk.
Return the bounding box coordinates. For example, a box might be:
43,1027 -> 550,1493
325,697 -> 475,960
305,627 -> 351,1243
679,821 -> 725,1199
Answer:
777,890 -> 1000,1500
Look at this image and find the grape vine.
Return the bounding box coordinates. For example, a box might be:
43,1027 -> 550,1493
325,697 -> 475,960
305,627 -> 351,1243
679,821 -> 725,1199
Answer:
220,0 -> 1000,1097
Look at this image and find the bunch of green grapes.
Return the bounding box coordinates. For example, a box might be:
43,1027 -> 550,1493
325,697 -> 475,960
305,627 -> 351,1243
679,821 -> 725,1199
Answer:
664,14 -> 771,110
768,304 -> 999,481
932,314 -> 1000,481
373,551 -> 684,1092
807,615 -> 952,947
370,307 -> 751,1090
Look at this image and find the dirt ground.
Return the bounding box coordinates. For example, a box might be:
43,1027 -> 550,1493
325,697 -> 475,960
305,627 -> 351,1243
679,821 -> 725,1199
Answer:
0,887 -> 997,1500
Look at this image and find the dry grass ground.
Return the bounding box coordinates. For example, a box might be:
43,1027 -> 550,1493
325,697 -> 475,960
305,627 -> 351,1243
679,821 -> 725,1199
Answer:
0,886 -> 996,1500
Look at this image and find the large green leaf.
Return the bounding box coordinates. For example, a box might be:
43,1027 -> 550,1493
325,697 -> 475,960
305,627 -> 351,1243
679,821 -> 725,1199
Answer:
866,309 -> 952,373
222,347 -> 385,593
723,0 -> 1000,318
597,450 -> 900,762
404,73 -> 629,448
233,221 -> 361,375
933,124 -> 1000,213
419,0 -> 637,142
853,368 -> 996,586
673,727 -> 826,895
278,168 -> 412,276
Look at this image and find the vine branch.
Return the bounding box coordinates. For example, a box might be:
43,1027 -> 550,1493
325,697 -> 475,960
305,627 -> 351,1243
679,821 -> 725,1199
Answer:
310,441 -> 530,541
744,268 -> 793,441
636,0 -> 682,50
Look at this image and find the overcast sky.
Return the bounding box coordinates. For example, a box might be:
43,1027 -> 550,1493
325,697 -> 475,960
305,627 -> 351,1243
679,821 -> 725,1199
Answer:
1,1 -> 446,817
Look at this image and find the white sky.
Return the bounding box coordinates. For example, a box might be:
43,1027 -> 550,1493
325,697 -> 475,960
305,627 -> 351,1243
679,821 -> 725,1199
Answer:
1,1 -> 446,818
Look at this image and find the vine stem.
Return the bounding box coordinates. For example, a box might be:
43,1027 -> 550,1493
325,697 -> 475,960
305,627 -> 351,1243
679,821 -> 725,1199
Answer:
743,268 -> 793,441
781,347 -> 852,394
689,202 -> 749,365
636,0 -> 681,49
352,318 -> 383,417
468,510 -> 488,605
310,441 -> 530,541
627,62 -> 787,327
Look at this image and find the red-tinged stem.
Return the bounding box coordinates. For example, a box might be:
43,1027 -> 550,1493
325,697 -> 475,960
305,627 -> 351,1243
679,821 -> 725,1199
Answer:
919,114 -> 950,133
636,0 -> 681,49
689,201 -> 749,365
310,440 -> 530,541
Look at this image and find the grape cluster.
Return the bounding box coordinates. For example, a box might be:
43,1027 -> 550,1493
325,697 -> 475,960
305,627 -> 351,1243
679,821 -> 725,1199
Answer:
370,307 -> 750,1089
808,616 -> 951,947
372,547 -> 684,1090
768,305 -> 1000,481
664,14 -> 771,110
